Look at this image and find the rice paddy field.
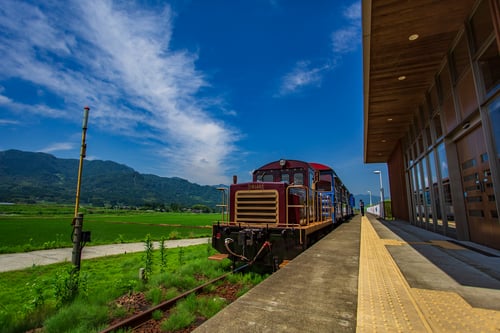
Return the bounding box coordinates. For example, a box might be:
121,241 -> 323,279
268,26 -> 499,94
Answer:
0,204 -> 220,253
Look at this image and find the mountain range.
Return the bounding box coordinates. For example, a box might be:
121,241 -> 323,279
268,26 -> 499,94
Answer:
0,150 -> 223,210
0,149 -> 376,210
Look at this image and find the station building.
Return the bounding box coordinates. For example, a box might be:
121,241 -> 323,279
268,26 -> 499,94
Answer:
362,0 -> 500,249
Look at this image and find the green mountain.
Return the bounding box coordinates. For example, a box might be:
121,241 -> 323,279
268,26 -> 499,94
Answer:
0,149 -> 224,209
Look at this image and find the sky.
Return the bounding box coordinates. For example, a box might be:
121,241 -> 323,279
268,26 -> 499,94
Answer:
0,0 -> 389,197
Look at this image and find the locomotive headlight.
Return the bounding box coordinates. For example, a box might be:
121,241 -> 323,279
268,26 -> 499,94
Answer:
279,159 -> 287,167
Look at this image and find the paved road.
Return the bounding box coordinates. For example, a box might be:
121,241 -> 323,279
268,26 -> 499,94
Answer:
0,237 -> 211,272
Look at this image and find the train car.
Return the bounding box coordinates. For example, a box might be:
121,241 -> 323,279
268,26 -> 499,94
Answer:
212,159 -> 352,270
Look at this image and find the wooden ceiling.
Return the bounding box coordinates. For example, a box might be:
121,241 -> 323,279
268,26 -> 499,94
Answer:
363,0 -> 477,163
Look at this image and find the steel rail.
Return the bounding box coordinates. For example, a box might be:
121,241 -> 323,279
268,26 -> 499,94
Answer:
100,264 -> 249,333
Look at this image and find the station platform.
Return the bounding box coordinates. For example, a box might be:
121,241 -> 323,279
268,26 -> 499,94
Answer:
194,214 -> 500,332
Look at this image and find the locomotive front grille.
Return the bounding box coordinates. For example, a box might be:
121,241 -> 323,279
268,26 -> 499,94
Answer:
235,190 -> 279,223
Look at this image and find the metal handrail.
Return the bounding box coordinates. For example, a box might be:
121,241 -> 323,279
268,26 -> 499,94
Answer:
216,187 -> 228,223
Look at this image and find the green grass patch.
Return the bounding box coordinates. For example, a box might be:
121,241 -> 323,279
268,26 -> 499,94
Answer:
0,245 -> 211,332
0,204 -> 219,253
0,242 -> 266,333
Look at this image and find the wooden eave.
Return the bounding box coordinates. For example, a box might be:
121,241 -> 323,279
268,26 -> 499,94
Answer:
363,0 -> 477,163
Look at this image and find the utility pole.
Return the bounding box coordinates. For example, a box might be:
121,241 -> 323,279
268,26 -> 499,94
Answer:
72,106 -> 90,270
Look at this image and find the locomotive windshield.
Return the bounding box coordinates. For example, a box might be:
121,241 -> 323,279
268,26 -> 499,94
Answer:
255,170 -> 304,185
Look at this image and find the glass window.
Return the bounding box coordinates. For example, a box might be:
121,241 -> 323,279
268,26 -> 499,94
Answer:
429,151 -> 437,184
410,166 -> 419,221
294,173 -> 304,185
437,143 -> 449,179
451,35 -> 470,83
416,161 -> 425,223
422,157 -> 429,188
462,158 -> 477,170
478,41 -> 500,96
281,174 -> 289,183
470,0 -> 493,54
263,174 -> 274,182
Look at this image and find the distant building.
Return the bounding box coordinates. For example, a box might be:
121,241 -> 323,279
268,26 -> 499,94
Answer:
363,0 -> 500,250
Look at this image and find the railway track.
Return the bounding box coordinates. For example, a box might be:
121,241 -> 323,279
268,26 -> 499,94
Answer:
100,264 -> 250,333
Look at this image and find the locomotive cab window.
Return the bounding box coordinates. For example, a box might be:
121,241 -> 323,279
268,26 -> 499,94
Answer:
256,173 -> 274,182
293,173 -> 304,185
281,173 -> 290,183
316,180 -> 332,191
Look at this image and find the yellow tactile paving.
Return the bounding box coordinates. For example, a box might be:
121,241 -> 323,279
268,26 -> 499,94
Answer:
356,216 -> 500,332
381,239 -> 466,250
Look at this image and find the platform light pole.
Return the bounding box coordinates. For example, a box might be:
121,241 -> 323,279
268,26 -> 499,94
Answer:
367,190 -> 372,206
72,106 -> 90,270
373,170 -> 385,219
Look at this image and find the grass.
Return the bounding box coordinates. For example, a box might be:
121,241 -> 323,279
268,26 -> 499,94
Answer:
0,242 -> 267,333
0,204 -> 266,332
0,204 -> 219,253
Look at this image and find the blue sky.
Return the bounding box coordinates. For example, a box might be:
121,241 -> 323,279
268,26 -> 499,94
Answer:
0,0 -> 389,197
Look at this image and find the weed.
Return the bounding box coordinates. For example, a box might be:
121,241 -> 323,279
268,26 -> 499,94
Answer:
160,303 -> 196,331
142,234 -> 154,282
164,288 -> 179,300
159,236 -> 167,273
116,234 -> 125,243
43,299 -> 108,333
196,295 -> 227,318
168,230 -> 180,239
110,305 -> 128,319
26,280 -> 46,310
178,246 -> 185,266
152,309 -> 163,321
145,287 -> 163,305
52,267 -> 80,307
116,278 -> 137,295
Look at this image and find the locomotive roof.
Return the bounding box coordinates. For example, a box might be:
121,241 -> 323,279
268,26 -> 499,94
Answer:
309,162 -> 332,171
255,159 -> 311,171
255,160 -> 336,173
310,162 -> 340,179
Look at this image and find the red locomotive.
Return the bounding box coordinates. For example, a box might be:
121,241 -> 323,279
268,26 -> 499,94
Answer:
212,159 -> 354,270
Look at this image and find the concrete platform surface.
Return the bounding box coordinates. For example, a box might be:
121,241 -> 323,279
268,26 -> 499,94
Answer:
195,215 -> 500,332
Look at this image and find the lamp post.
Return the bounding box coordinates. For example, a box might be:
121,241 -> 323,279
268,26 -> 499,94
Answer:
373,170 -> 385,219
367,190 -> 372,206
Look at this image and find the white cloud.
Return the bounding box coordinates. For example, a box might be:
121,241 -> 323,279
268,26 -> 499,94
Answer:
0,94 -> 12,105
332,2 -> 361,54
0,0 -> 239,185
40,142 -> 74,154
276,1 -> 360,97
0,118 -> 19,125
277,61 -> 330,96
